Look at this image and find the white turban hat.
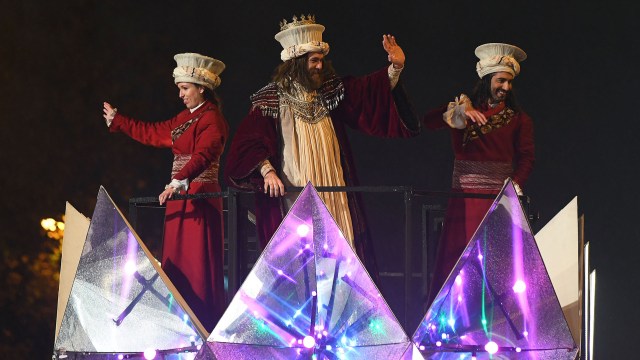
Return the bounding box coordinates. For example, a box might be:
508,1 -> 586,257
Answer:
173,53 -> 225,90
475,43 -> 527,79
275,15 -> 330,62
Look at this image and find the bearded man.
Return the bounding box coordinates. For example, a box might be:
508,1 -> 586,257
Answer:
423,43 -> 535,305
224,15 -> 419,279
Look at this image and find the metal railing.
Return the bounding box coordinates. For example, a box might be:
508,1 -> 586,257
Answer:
128,186 -> 531,330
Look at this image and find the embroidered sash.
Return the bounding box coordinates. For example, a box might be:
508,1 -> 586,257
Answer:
171,154 -> 219,183
463,107 -> 515,146
170,106 -> 212,143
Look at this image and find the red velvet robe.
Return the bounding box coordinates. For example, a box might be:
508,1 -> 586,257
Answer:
423,101 -> 534,304
110,100 -> 228,331
224,67 -> 418,281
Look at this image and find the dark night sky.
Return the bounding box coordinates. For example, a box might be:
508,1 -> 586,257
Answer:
2,0 -> 639,358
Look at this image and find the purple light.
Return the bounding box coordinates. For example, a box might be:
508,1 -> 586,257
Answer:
118,355 -> 124,360
435,341 -> 442,347
124,260 -> 136,276
277,269 -> 284,275
303,335 -> 316,348
516,347 -> 522,353
484,341 -> 499,354
477,254 -> 483,260
143,349 -> 157,360
296,224 -> 310,237
513,280 -> 527,294
455,274 -> 462,286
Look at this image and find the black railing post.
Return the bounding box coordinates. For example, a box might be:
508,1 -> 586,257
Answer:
403,187 -> 413,330
226,188 -> 239,304
129,200 -> 138,230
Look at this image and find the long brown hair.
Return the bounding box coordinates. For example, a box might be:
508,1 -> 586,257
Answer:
271,53 -> 337,92
471,73 -> 521,112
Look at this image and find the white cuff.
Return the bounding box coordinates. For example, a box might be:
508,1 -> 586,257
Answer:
260,160 -> 275,178
388,64 -> 403,90
166,178 -> 189,193
443,94 -> 471,129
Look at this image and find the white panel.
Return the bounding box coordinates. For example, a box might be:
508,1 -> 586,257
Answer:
535,197 -> 579,307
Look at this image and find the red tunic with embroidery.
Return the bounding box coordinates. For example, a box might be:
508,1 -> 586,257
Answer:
110,101 -> 229,331
423,101 -> 534,304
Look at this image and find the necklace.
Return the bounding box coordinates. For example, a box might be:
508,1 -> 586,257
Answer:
279,83 -> 329,124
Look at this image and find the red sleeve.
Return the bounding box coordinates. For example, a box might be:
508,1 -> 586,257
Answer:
109,112 -> 177,148
224,108 -> 280,190
512,112 -> 535,186
337,67 -> 419,137
173,110 -> 228,181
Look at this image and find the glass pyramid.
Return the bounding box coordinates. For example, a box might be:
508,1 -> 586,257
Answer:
197,183 -> 411,359
54,187 -> 206,359
412,180 -> 578,359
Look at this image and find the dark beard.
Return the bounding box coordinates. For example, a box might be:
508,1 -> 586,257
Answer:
298,70 -> 323,91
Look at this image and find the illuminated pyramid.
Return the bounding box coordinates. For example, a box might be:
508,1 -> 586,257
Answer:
54,187 -> 207,359
197,183 -> 412,359
413,180 -> 578,359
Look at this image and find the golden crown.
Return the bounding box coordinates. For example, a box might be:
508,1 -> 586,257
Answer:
279,14 -> 317,31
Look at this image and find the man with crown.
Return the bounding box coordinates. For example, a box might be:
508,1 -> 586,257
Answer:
423,43 -> 535,305
225,15 -> 419,280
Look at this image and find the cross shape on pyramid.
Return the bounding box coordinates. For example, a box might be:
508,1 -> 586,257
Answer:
198,182 -> 414,359
412,180 -> 578,359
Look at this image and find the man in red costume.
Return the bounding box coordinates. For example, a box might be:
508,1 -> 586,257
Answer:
423,43 -> 534,305
103,53 -> 229,331
224,15 -> 419,279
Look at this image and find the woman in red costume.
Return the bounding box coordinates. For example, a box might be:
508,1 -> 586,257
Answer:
423,43 -> 534,306
103,53 -> 229,331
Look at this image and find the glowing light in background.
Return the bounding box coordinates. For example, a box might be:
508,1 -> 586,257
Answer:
124,260 -> 137,276
297,224 -> 310,237
513,280 -> 527,294
369,318 -> 384,334
484,341 -> 498,354
143,349 -> 156,359
447,318 -> 455,328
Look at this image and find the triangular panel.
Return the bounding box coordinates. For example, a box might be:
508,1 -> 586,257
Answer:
413,180 -> 578,359
535,197 -> 581,345
54,187 -> 206,359
56,202 -> 90,343
199,183 -> 410,359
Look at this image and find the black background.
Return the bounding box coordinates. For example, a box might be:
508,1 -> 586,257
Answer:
2,0 -> 638,358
